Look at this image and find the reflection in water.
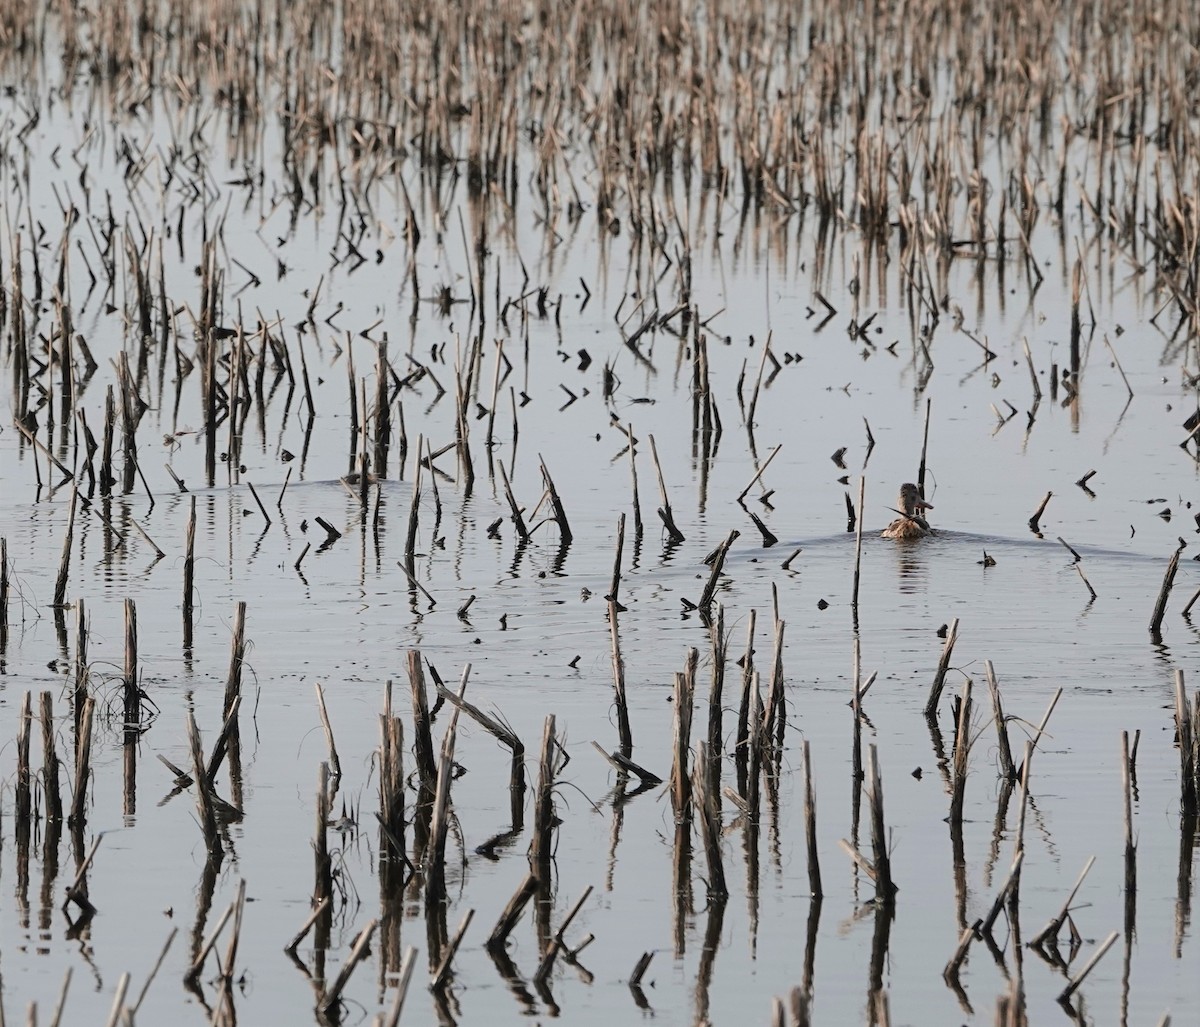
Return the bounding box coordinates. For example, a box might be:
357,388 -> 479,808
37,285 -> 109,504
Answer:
1176,813 -> 1196,958
2,188 -> 1200,1027
891,538 -> 929,596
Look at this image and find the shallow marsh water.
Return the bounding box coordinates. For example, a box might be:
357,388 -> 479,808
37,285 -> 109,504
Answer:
2,2 -> 1200,1026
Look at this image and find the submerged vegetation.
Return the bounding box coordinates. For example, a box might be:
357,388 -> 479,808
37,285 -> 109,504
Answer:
1,1 -> 1200,1024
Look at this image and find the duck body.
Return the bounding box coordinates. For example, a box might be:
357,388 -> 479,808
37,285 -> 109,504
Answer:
881,482 -> 934,539
881,515 -> 931,540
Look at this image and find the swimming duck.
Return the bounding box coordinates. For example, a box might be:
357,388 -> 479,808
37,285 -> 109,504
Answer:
881,482 -> 934,539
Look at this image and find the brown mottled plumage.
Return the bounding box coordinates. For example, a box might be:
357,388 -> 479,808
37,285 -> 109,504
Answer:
881,483 -> 934,539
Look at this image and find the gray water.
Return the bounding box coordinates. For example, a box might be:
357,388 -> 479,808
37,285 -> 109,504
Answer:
2,4 -> 1200,1027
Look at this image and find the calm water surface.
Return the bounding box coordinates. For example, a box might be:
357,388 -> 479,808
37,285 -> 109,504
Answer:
1,5 -> 1199,1027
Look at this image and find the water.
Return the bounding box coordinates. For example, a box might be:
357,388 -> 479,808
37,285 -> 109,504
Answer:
2,2 -> 1200,1025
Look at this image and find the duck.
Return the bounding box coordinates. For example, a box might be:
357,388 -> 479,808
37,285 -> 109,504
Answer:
881,482 -> 934,539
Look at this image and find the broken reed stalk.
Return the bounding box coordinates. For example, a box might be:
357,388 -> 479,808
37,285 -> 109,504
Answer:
648,433 -> 685,542
277,467 -> 293,510
63,834 -> 101,916
1022,338 -> 1042,401
314,682 -> 341,778
285,896 -> 332,955
405,433 -> 425,568
534,886 -> 593,984
16,418 -> 75,483
1080,556 -> 1099,597
706,604 -> 727,790
0,537 -> 8,656
944,920 -> 983,979
981,849 -> 1024,937
432,908 -> 475,991
485,340 -> 504,457
851,476 -> 865,612
383,946 -> 418,1027
1028,491 -> 1052,533
41,692 -> 63,824
609,512 -> 625,605
1012,740 -> 1035,859
626,422 -> 642,534
320,919 -> 379,1015
1101,334 -> 1133,398
1121,731 -> 1136,857
855,670 -> 879,705
346,341 -> 359,463
748,509 -> 778,546
630,951 -> 655,988
186,896 -> 235,984
378,681 -> 407,869
425,437 -> 442,529
1069,259 -> 1082,379
246,481 -> 272,526
670,655 -> 696,817
408,650 -> 438,800
949,676 -> 973,826
1016,688 -> 1063,780
866,744 -> 896,900
609,599 -> 633,756
314,762 -> 333,906
454,355 -> 476,497
487,871 -> 539,950
101,386 -> 115,495
698,529 -> 739,611
434,681 -> 524,761
1173,669 -> 1198,815
746,332 -> 772,428
374,339 -> 391,478
437,677 -> 528,844
183,495 -> 196,647
224,600 -> 247,722
206,601 -> 246,785
1057,536 -> 1083,563
1183,586 -> 1200,618
924,617 -> 960,716
735,609 -> 757,792
538,455 -> 573,544
117,351 -> 141,496
16,692 -> 32,831
738,443 -> 781,504
1121,729 -> 1138,942
529,715 -> 558,866
1150,544 -> 1183,637
592,742 -> 662,784
803,740 -> 822,899
50,966 -> 73,1025
762,598 -> 786,746
1058,931 -> 1120,1002
123,598 -> 139,728
691,741 -> 727,898
986,660 -> 1015,780
917,399 -> 932,497
187,712 -> 220,857
202,696 -> 243,790
1030,855 -> 1097,949
498,461 -> 529,540
772,987 -> 811,1027
53,488 -> 77,608
397,559 -> 437,608
426,665 -> 471,900
70,696 -> 94,827
218,880 -> 247,1000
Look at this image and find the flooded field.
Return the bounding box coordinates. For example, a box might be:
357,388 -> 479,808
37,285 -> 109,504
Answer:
2,1 -> 1200,1024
